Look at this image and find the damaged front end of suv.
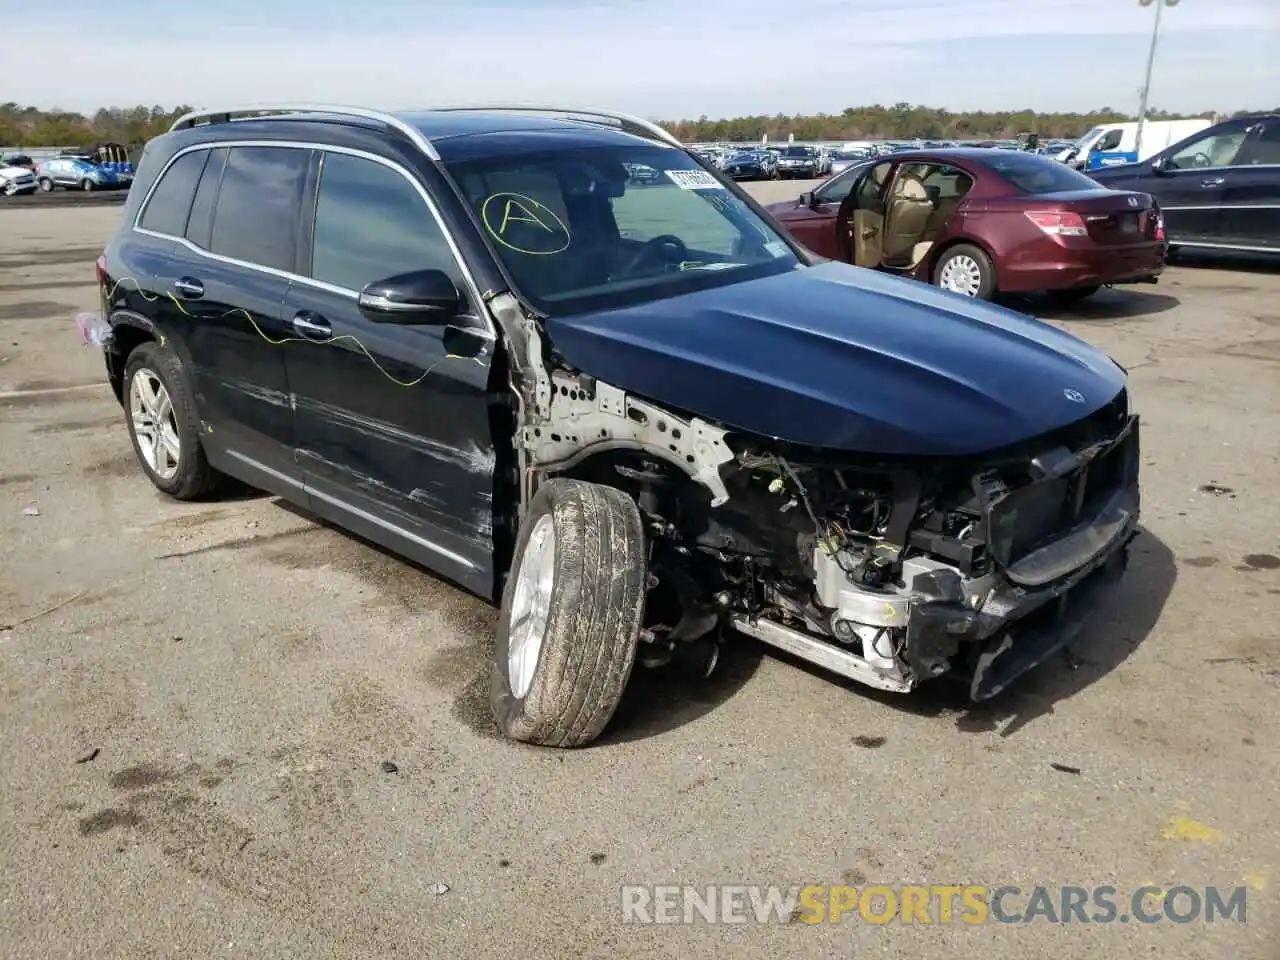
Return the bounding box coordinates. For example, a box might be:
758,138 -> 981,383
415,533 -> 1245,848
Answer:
489,263 -> 1140,712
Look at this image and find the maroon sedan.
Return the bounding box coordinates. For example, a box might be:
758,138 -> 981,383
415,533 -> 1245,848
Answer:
766,149 -> 1166,302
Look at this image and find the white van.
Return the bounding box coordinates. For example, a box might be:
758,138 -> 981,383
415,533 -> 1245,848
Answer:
1060,118 -> 1213,171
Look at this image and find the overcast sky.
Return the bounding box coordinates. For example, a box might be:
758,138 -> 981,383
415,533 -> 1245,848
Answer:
5,0 -> 1278,118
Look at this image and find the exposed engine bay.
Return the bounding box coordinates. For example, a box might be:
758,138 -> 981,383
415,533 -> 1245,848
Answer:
491,292 -> 1142,700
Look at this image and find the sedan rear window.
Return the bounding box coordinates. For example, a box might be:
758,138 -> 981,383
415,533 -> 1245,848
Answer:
982,153 -> 1103,195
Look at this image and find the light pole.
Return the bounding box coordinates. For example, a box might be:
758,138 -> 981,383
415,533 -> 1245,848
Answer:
1135,0 -> 1180,157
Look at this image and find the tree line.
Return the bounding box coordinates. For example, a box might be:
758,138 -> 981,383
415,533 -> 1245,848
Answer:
665,103 -> 1273,143
2,101 -> 1273,149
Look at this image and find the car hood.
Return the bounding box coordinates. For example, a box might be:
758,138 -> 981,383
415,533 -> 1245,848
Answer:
544,261 -> 1127,457
0,166 -> 31,179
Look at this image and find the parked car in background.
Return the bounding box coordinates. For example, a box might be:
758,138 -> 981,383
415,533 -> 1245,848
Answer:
1061,118 -> 1212,172
828,149 -> 872,176
766,148 -> 1165,301
776,145 -> 821,179
0,160 -> 39,196
724,150 -> 778,180
88,142 -> 136,184
1089,114 -> 1279,255
623,161 -> 663,184
36,154 -> 125,191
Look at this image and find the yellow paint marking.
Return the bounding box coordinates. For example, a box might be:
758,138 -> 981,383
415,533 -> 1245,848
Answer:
1159,814 -> 1225,843
1244,869 -> 1268,892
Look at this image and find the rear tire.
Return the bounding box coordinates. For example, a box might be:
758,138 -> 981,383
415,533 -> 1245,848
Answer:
933,243 -> 997,300
491,479 -> 647,748
80,178 -> 94,192
123,341 -> 223,500
1046,285 -> 1101,305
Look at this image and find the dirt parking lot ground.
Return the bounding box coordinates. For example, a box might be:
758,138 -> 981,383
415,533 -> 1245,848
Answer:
2,186 -> 1278,960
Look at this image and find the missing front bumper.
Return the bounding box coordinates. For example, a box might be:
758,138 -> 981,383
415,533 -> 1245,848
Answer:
969,534 -> 1131,700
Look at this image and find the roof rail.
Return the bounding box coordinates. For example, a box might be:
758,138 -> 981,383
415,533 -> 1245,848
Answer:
168,104 -> 442,160
427,105 -> 684,148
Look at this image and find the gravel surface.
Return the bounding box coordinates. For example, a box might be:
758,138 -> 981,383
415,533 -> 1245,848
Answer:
1,187 -> 1278,959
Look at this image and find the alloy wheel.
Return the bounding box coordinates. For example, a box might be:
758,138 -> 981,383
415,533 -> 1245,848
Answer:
128,368 -> 181,481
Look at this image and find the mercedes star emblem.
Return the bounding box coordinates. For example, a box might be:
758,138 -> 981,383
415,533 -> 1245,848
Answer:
1063,388 -> 1086,403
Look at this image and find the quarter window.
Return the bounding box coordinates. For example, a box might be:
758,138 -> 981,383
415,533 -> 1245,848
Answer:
1238,123 -> 1280,166
311,152 -> 456,292
138,150 -> 209,237
209,146 -> 310,272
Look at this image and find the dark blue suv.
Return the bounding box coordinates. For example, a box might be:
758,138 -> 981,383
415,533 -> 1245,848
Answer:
93,105 -> 1140,746
1090,114 -> 1280,255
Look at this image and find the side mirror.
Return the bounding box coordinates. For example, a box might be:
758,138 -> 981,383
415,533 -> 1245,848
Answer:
1150,155 -> 1171,175
357,269 -> 460,325
799,191 -> 816,207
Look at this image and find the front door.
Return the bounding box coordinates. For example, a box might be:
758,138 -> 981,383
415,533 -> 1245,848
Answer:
780,163 -> 868,259
1220,121 -> 1280,249
1148,120 -> 1251,244
283,148 -> 498,596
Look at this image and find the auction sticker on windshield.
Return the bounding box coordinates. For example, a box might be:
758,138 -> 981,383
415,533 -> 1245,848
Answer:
665,170 -> 722,190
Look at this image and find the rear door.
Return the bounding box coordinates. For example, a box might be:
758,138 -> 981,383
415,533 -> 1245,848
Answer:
283,148 -> 498,594
149,144 -> 311,494
1219,121 -> 1280,249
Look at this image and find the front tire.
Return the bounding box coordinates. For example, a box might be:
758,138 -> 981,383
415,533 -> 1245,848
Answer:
80,178 -> 94,192
37,177 -> 53,192
933,243 -> 997,300
491,479 -> 647,748
123,341 -> 222,500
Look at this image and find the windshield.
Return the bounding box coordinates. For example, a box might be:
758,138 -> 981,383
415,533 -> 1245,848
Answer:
446,144 -> 800,316
982,152 -> 1104,194
1071,126 -> 1104,151
782,146 -> 814,157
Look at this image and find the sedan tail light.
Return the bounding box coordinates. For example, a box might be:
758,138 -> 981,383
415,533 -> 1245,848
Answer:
1024,210 -> 1089,237
95,254 -> 108,290
1154,211 -> 1166,242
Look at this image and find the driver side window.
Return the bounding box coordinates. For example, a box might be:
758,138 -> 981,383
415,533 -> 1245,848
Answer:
855,162 -> 893,204
1167,128 -> 1247,170
1093,129 -> 1122,152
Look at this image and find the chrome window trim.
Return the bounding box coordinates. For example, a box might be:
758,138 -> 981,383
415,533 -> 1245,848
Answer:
131,139 -> 496,340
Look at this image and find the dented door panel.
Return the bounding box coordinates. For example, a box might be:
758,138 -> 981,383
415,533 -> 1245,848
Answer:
281,282 -> 498,594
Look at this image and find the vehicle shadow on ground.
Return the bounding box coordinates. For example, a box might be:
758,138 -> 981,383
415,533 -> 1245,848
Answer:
751,526 -> 1176,740
1014,290 -> 1180,322
600,641 -> 765,745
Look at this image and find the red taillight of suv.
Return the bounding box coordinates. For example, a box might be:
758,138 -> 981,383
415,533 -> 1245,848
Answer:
1154,211 -> 1166,242
95,254 -> 108,290
1024,210 -> 1089,237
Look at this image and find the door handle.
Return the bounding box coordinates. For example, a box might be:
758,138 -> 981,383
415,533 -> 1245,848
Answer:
291,312 -> 331,338
1200,177 -> 1225,187
172,277 -> 204,299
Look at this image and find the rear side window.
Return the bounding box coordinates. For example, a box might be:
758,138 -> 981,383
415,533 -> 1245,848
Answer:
210,146 -> 310,272
138,150 -> 209,236
311,152 -> 456,291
